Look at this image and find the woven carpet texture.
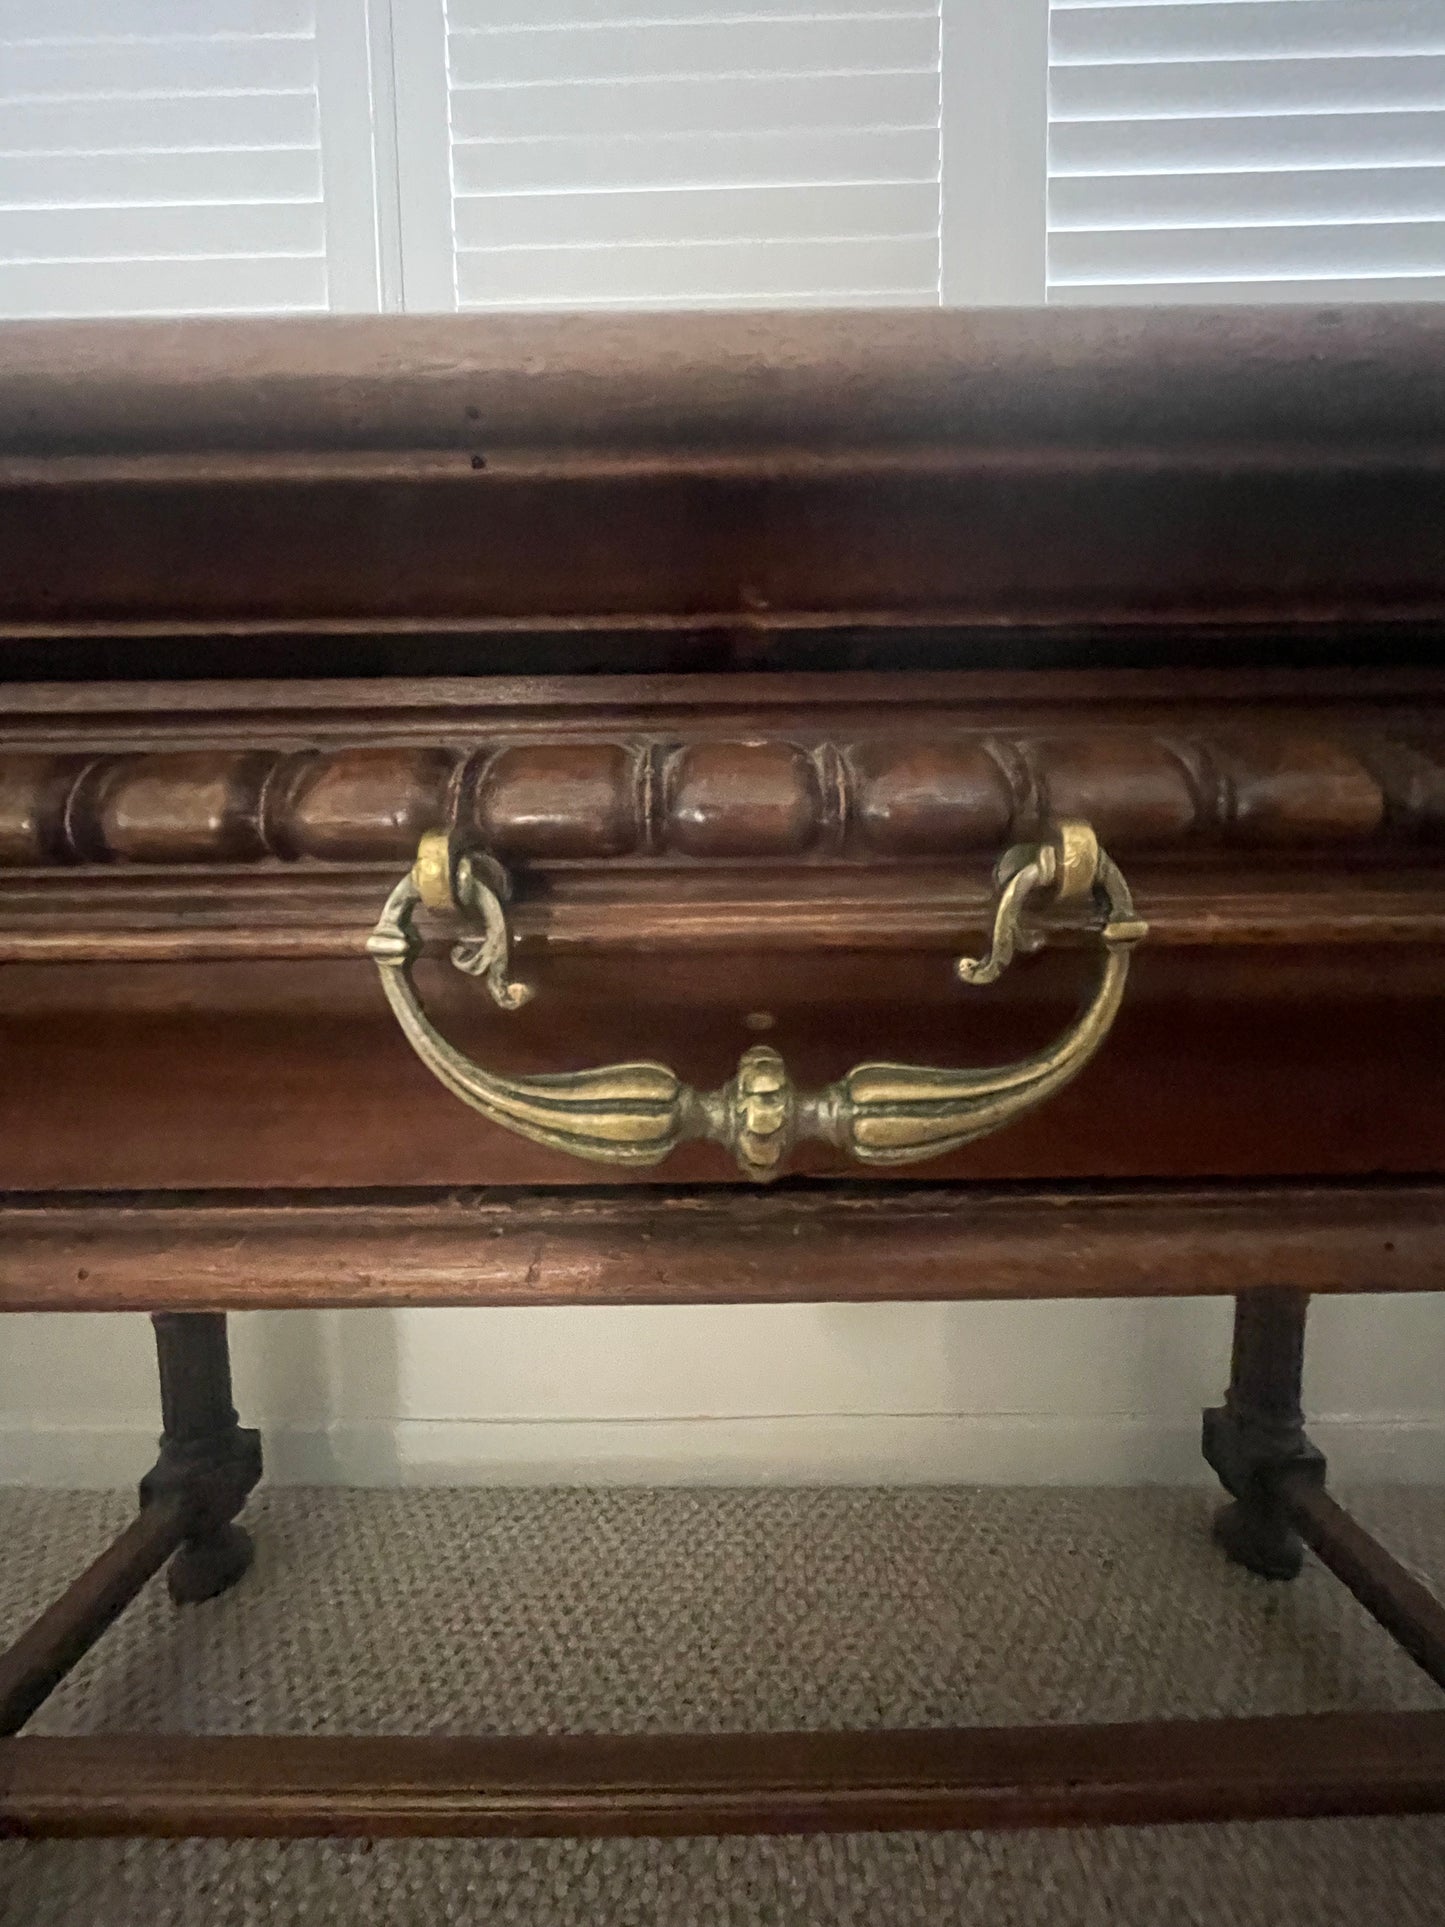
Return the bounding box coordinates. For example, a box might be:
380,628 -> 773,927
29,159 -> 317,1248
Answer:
2,1485 -> 1443,1925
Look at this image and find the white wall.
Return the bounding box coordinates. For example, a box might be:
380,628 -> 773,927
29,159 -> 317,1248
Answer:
4,1296 -> 1442,1489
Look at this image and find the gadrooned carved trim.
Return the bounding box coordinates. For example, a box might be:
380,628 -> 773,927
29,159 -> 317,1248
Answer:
0,726 -> 1439,871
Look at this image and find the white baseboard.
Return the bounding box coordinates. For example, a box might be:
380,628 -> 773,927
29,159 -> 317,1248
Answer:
2,1411 -> 1442,1490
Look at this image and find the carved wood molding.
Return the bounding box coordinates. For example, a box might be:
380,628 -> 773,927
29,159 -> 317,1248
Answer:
4,677 -> 1443,955
2,725 -> 1441,872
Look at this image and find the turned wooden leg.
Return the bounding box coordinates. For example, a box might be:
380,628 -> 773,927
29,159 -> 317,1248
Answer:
1202,1291 -> 1326,1581
141,1313 -> 262,1606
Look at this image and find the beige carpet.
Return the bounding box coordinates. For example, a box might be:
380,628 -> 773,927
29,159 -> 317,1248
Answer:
2,1485 -> 1444,1925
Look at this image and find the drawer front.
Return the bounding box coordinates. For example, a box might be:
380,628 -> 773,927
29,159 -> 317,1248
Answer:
3,946 -> 1444,1189
3,668 -> 1444,1191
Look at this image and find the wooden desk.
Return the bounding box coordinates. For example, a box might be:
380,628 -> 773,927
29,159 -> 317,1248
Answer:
2,308 -> 1444,1837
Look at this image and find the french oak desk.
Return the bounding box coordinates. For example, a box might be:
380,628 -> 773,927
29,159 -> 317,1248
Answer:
1,308 -> 1444,1838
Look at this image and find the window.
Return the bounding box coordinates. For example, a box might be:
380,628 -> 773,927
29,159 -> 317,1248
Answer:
1,0 -> 1441,317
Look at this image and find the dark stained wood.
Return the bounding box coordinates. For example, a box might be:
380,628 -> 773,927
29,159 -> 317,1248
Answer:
276,745 -> 457,862
7,663 -> 1445,721
1,1181 -> 1440,1313
6,1712 -> 1445,1839
55,437 -> 1441,635
664,741 -> 824,857
3,945 -> 1445,1188
2,310 -> 1444,656
2,678 -> 1442,868
1204,1293 -> 1320,1582
4,310 -> 1441,460
1224,1294 -> 1311,1430
2,672 -> 1442,980
477,743 -> 640,860
7,871 -> 1445,963
3,310 -> 1445,1843
1282,1478 -> 1445,1693
0,1500 -> 188,1737
145,1314 -> 260,1607
0,726 -> 1423,866
0,1318 -> 262,1736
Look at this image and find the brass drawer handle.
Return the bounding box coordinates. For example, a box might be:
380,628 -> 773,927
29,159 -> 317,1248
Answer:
367,823 -> 1145,1182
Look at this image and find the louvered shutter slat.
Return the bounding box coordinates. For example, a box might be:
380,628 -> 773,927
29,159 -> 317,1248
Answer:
1053,109 -> 1445,177
455,235 -> 938,307
0,203 -> 324,261
1053,217 -> 1445,281
2,35 -> 316,96
0,0 -> 311,35
1053,55 -> 1445,121
448,0 -> 929,28
456,182 -> 937,251
1052,166 -> 1445,229
449,17 -> 940,87
451,128 -> 939,199
451,73 -> 938,145
0,149 -> 321,209
1051,2 -> 1445,66
0,255 -> 329,317
2,93 -> 319,154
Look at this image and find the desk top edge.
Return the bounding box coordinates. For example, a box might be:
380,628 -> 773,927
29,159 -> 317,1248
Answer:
2,306 -> 1443,462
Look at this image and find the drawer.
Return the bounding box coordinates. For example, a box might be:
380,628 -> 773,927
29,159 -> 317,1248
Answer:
3,945 -> 1445,1190
2,670 -> 1444,1192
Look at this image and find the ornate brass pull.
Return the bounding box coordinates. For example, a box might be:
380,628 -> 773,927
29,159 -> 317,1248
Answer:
367,823 -> 1145,1181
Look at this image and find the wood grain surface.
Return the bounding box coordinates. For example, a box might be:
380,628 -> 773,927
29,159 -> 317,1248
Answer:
6,1712 -> 1445,1838
2,310 -> 1444,655
2,1180 -> 1439,1312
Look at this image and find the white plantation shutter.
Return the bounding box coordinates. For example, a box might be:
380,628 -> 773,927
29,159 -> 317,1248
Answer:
0,0 -> 386,318
6,1 -> 1443,320
394,0 -> 942,311
1048,1 -> 1445,302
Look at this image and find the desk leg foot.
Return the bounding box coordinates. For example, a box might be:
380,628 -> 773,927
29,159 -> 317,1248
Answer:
166,1523 -> 254,1607
1202,1291 -> 1325,1583
1211,1498 -> 1304,1582
142,1313 -> 262,1609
